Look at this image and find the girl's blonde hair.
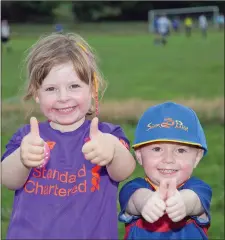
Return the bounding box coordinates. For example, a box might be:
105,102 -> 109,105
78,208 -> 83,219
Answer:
24,32 -> 107,115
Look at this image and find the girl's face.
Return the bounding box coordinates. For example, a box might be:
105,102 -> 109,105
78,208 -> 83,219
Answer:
135,142 -> 203,187
36,62 -> 92,129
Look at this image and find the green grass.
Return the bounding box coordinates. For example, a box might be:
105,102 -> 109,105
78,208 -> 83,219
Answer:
2,29 -> 224,101
1,25 -> 224,239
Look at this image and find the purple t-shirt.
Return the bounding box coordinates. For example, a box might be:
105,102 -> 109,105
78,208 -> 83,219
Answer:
2,120 -> 130,239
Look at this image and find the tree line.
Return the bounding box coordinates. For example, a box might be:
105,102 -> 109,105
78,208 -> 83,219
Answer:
2,1 -> 224,23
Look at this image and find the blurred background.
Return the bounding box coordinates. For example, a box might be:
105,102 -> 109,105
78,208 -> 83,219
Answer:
1,1 -> 224,239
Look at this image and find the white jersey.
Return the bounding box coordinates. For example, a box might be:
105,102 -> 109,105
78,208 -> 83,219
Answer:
1,23 -> 10,38
199,15 -> 208,29
157,17 -> 170,34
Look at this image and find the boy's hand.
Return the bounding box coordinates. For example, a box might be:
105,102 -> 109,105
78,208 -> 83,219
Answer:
141,180 -> 167,223
20,117 -> 45,168
165,178 -> 187,222
82,117 -> 115,166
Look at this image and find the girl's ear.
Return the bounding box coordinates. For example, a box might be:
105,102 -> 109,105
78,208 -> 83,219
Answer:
34,96 -> 40,103
135,149 -> 143,166
194,148 -> 204,168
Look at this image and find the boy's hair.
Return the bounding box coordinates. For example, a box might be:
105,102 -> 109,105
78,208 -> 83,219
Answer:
23,32 -> 107,115
133,102 -> 208,155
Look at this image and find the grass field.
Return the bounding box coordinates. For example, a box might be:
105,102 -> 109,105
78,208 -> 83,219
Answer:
1,24 -> 224,239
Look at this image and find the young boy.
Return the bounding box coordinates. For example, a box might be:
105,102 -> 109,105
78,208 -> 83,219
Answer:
119,102 -> 212,239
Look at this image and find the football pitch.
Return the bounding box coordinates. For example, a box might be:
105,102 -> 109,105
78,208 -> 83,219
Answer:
1,25 -> 224,239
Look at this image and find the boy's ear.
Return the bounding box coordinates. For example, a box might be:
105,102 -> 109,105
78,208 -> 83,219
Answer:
194,148 -> 204,168
134,149 -> 143,166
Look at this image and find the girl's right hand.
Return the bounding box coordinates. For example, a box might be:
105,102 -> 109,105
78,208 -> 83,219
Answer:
20,117 -> 45,168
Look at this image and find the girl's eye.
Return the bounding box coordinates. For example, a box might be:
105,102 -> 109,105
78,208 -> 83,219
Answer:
70,84 -> 80,89
45,87 -> 55,92
152,147 -> 161,152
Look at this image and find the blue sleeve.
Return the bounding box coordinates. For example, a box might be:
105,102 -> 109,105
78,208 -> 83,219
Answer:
118,178 -> 149,223
1,125 -> 29,161
181,177 -> 212,226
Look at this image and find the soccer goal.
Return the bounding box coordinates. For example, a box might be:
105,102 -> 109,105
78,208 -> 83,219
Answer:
148,6 -> 220,32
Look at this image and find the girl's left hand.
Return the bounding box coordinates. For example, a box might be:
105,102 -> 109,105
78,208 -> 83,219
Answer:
82,117 -> 116,166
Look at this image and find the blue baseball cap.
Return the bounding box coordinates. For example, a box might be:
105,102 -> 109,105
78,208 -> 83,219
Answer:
133,102 -> 207,155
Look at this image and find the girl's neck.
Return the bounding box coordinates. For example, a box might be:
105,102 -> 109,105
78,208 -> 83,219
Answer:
49,118 -> 85,133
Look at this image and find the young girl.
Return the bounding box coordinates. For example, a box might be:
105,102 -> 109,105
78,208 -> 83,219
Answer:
1,33 -> 136,239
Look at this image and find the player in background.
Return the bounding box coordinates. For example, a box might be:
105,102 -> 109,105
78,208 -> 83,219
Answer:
198,14 -> 208,38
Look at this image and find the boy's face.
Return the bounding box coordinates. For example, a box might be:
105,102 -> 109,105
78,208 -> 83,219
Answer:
135,142 -> 204,186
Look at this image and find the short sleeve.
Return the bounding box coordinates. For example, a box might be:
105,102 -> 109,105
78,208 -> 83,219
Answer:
99,122 -> 130,150
181,177 -> 212,226
1,125 -> 29,161
118,178 -> 149,223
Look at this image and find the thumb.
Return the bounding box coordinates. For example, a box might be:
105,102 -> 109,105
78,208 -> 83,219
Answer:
90,117 -> 99,138
30,117 -> 40,137
167,178 -> 177,199
158,179 -> 168,201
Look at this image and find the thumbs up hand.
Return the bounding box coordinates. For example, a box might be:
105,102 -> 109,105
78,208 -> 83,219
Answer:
165,178 -> 187,222
140,180 -> 167,223
82,117 -> 115,166
20,117 -> 46,168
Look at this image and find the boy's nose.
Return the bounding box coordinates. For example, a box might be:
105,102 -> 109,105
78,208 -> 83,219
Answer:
162,151 -> 175,164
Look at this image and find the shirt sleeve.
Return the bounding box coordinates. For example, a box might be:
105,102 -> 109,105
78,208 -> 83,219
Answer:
99,122 -> 130,150
118,178 -> 149,223
1,125 -> 30,161
181,177 -> 212,226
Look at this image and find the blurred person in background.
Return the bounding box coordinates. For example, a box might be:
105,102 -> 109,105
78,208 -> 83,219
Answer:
172,17 -> 180,33
216,13 -> 224,31
157,13 -> 171,46
184,16 -> 193,37
1,19 -> 11,52
55,23 -> 64,33
198,14 -> 208,38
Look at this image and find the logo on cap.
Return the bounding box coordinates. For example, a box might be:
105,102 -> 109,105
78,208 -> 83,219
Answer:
147,118 -> 188,132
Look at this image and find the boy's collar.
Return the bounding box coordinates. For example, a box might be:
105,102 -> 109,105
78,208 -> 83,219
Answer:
145,177 -> 190,191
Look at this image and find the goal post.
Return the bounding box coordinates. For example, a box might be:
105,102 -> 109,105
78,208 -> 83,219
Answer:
148,6 -> 220,32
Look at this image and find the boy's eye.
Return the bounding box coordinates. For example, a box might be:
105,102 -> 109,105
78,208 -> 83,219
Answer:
46,87 -> 55,92
177,148 -> 187,153
152,147 -> 161,152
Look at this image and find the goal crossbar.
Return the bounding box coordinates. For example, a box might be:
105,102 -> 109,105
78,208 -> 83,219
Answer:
148,6 -> 220,31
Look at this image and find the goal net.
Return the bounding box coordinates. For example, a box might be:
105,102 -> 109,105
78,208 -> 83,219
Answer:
148,6 -> 220,32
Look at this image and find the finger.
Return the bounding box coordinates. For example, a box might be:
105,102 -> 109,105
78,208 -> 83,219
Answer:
155,200 -> 166,212
28,146 -> 45,155
28,137 -> 45,147
166,196 -> 178,207
27,153 -> 45,161
169,214 -> 185,223
26,159 -> 46,168
90,117 -> 99,138
30,117 -> 40,137
146,211 -> 159,223
142,213 -> 155,223
84,151 -> 98,161
151,206 -> 165,218
97,160 -> 109,166
167,211 -> 184,222
158,179 -> 168,201
90,157 -> 102,165
82,141 -> 96,154
167,178 -> 177,198
165,203 -> 179,214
